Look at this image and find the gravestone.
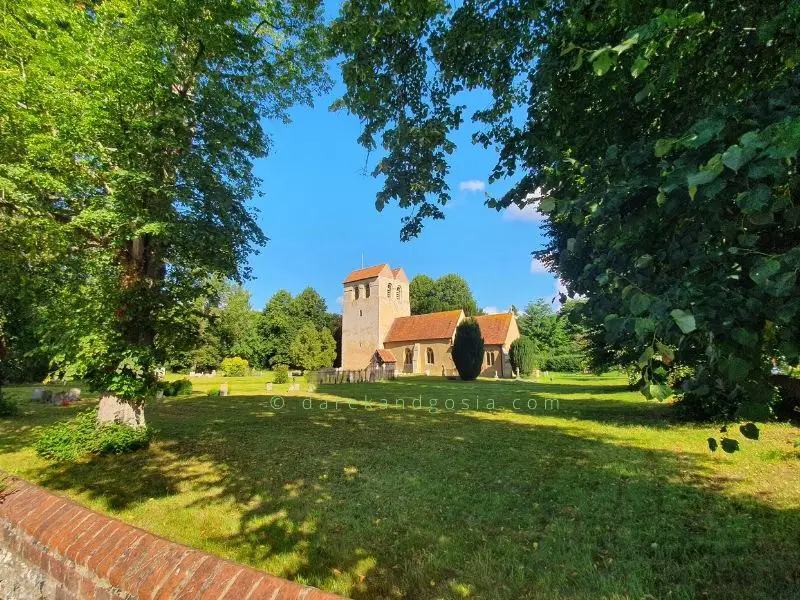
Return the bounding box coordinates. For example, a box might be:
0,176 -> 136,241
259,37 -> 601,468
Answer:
52,392 -> 67,405
266,383 -> 273,392
31,388 -> 45,402
219,383 -> 229,397
155,390 -> 164,399
97,394 -> 146,427
67,388 -> 81,401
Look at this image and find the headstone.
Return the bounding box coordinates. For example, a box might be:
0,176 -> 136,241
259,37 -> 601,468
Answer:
425,369 -> 430,377
52,391 -> 68,405
211,370 -> 217,376
97,394 -> 146,427
66,388 -> 81,401
307,384 -> 316,392
219,383 -> 229,397
494,372 -> 499,379
266,383 -> 273,392
534,369 -> 541,379
40,390 -> 53,404
31,388 -> 45,402
155,390 -> 164,399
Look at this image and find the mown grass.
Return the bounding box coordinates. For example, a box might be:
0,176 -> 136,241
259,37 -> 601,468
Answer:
1,373 -> 799,599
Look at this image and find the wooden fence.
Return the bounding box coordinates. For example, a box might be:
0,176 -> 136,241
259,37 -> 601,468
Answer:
311,365 -> 397,384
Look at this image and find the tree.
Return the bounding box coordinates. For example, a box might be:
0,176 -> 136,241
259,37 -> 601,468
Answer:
2,0 -> 328,425
409,273 -> 477,315
509,337 -> 537,376
290,288 -> 329,330
330,0 -> 800,417
517,300 -> 569,353
259,290 -> 296,367
289,323 -> 336,371
452,318 -> 484,380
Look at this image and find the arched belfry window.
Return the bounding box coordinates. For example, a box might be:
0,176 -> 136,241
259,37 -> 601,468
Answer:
426,347 -> 435,364
387,283 -> 392,298
365,282 -> 370,298
396,286 -> 402,301
354,285 -> 360,300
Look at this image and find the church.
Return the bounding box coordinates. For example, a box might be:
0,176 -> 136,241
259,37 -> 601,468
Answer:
341,264 -> 520,378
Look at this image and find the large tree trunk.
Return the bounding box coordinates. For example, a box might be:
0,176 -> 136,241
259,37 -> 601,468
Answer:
97,393 -> 146,427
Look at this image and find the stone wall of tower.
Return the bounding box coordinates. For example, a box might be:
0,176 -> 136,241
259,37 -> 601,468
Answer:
341,270 -> 410,370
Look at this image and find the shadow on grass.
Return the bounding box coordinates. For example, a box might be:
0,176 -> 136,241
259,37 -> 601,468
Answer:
1,382 -> 798,599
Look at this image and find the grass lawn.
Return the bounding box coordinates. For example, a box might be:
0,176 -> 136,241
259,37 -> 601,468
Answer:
1,373 -> 799,599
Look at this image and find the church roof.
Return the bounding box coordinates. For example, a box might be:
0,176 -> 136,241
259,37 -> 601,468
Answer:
384,310 -> 463,343
343,264 -> 391,283
474,312 -> 515,345
374,349 -> 397,363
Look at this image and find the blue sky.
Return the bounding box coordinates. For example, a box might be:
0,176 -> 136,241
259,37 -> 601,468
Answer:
244,61 -> 560,315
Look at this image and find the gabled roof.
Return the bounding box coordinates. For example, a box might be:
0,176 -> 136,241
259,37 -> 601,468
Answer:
475,312 -> 515,345
391,267 -> 409,283
374,349 -> 397,363
343,264 -> 391,284
384,310 -> 463,343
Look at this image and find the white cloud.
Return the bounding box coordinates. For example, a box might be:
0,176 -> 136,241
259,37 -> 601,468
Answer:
530,258 -> 550,274
482,306 -> 500,315
503,188 -> 547,223
459,179 -> 485,193
336,296 -> 343,306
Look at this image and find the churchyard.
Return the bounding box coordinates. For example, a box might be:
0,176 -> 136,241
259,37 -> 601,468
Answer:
1,373 -> 798,599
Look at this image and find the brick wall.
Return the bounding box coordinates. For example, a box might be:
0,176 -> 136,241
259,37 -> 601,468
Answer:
0,475 -> 347,600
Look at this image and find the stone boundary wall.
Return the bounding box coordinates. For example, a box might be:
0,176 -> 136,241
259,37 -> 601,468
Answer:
0,475 -> 347,600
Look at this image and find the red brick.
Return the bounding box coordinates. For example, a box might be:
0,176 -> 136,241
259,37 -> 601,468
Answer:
104,534 -> 160,587
61,515 -> 112,559
18,494 -> 61,532
47,554 -> 66,583
155,553 -> 210,599
72,520 -> 122,567
174,556 -> 224,598
41,505 -> 85,547
198,562 -> 245,599
89,529 -> 144,574
29,498 -> 70,539
122,543 -> 187,598
249,575 -> 291,600
51,512 -> 99,555
78,576 -> 97,599
219,570 -> 264,600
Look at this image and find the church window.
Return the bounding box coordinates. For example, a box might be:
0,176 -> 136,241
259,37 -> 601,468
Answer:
387,283 -> 392,298
486,351 -> 495,366
354,285 -> 360,300
365,283 -> 370,298
396,286 -> 402,301
405,348 -> 413,365
426,347 -> 435,364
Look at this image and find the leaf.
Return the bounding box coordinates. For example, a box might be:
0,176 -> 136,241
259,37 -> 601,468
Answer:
721,144 -> 749,172
566,238 -> 576,252
654,138 -> 675,158
630,292 -> 651,316
670,309 -> 696,334
688,185 -> 698,201
687,170 -> 718,188
635,254 -> 653,268
538,198 -> 555,213
638,346 -> 654,366
739,422 -> 760,440
684,119 -> 725,149
591,51 -> 614,76
612,34 -> 639,55
723,356 -> 751,382
736,185 -> 771,213
731,328 -> 758,347
707,437 -> 718,452
749,258 -> 780,286
570,50 -> 584,72
560,42 -> 578,56
648,383 -> 672,401
631,55 -> 649,78
720,438 -> 740,453
635,318 -> 656,338
656,341 -> 675,364
766,271 -> 796,297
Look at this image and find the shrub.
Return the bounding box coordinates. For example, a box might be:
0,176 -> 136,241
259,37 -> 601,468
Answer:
509,337 -> 537,376
34,410 -> 152,461
160,378 -> 193,397
207,388 -> 221,397
273,364 -> 290,384
452,319 -> 484,381
0,389 -> 19,417
539,354 -> 586,372
667,364 -> 695,389
221,356 -> 249,377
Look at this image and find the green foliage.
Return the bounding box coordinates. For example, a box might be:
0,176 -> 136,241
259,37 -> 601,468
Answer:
259,289 -> 338,368
452,319 -> 484,380
331,0 -> 800,418
221,356 -> 249,377
409,274 -> 478,316
0,389 -> 19,417
289,323 -> 337,371
207,388 -> 221,397
160,379 -> 193,397
1,0 -> 329,403
509,337 -> 537,376
538,354 -> 587,373
34,410 -> 151,461
273,365 -> 290,384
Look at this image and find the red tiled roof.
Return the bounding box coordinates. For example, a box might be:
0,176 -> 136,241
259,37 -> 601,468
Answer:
375,349 -> 397,363
343,264 -> 391,283
391,267 -> 409,282
384,310 -> 463,343
474,313 -> 514,345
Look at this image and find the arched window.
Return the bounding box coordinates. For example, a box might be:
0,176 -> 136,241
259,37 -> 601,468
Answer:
354,285 -> 360,300
405,348 -> 413,365
396,285 -> 402,301
486,351 -> 495,366
426,347 -> 435,364
365,282 -> 370,298
387,283 -> 392,298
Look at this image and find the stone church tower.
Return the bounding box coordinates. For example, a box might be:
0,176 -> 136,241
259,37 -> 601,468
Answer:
341,264 -> 410,369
